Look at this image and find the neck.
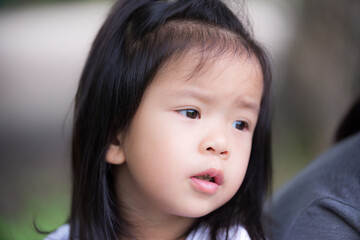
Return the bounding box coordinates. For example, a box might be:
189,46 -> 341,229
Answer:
120,210 -> 193,240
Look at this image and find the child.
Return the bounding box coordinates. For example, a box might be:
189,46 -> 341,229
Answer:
45,0 -> 272,239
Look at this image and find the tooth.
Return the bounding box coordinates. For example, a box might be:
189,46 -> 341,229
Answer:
195,175 -> 215,182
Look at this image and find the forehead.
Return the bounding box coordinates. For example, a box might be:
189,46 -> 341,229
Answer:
151,49 -> 264,98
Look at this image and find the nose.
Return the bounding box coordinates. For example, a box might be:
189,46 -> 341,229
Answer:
199,128 -> 230,159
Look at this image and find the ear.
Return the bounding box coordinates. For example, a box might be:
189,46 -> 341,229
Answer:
105,134 -> 126,165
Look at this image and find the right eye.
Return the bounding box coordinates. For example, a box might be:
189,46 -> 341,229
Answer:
177,109 -> 200,119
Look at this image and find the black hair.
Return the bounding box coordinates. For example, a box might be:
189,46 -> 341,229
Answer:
334,96 -> 360,143
70,0 -> 272,239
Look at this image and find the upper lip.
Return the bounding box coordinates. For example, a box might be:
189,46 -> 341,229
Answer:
192,168 -> 224,185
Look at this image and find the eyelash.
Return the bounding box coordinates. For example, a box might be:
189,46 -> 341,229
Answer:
176,109 -> 250,131
177,109 -> 201,119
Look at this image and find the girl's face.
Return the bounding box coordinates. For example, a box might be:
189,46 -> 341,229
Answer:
108,51 -> 263,221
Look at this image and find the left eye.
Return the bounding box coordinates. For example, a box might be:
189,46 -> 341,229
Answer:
177,109 -> 200,119
232,120 -> 249,131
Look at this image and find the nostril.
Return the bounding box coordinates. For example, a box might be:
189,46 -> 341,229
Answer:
206,147 -> 228,156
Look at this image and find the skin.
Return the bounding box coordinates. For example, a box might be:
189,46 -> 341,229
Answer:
106,50 -> 264,240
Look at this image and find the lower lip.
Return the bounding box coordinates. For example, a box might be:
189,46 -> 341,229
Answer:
190,177 -> 219,194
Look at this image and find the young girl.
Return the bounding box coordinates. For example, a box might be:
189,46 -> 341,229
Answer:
45,0 -> 272,239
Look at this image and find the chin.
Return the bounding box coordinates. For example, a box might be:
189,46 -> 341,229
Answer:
174,203 -> 223,219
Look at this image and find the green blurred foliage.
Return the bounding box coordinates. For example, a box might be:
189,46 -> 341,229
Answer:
0,192 -> 69,240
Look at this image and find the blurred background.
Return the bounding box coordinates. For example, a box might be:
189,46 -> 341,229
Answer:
0,0 -> 359,239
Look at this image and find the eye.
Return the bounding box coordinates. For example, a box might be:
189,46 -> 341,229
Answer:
232,120 -> 249,131
177,109 -> 200,119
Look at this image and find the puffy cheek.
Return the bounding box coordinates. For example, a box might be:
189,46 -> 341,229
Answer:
225,145 -> 251,195
124,125 -> 187,188
231,163 -> 248,190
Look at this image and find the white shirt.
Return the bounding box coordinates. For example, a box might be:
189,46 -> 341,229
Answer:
44,224 -> 251,240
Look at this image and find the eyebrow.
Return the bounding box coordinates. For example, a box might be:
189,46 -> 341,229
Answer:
166,88 -> 260,113
235,96 -> 260,113
165,88 -> 213,103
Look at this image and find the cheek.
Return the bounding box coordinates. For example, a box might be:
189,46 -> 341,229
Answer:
229,159 -> 249,186
134,111 -> 194,161
124,113 -> 192,184
226,141 -> 252,193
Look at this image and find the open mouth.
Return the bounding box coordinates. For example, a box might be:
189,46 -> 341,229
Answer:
190,168 -> 224,194
192,168 -> 224,185
193,174 -> 216,183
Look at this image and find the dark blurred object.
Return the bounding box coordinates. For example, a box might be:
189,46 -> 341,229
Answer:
271,0 -> 360,190
334,96 -> 360,143
266,133 -> 360,240
266,96 -> 360,240
275,0 -> 360,152
267,0 -> 360,230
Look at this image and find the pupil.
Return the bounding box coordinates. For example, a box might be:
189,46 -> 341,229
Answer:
186,110 -> 197,119
236,122 -> 244,130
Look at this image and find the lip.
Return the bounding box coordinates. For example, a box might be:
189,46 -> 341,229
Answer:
190,168 -> 224,194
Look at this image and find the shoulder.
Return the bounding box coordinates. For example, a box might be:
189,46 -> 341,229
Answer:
43,224 -> 69,240
267,133 -> 360,240
282,197 -> 360,240
272,132 -> 360,207
187,224 -> 251,240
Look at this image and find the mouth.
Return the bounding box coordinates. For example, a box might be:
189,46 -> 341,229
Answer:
190,168 -> 224,194
191,168 -> 224,186
193,175 -> 216,183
